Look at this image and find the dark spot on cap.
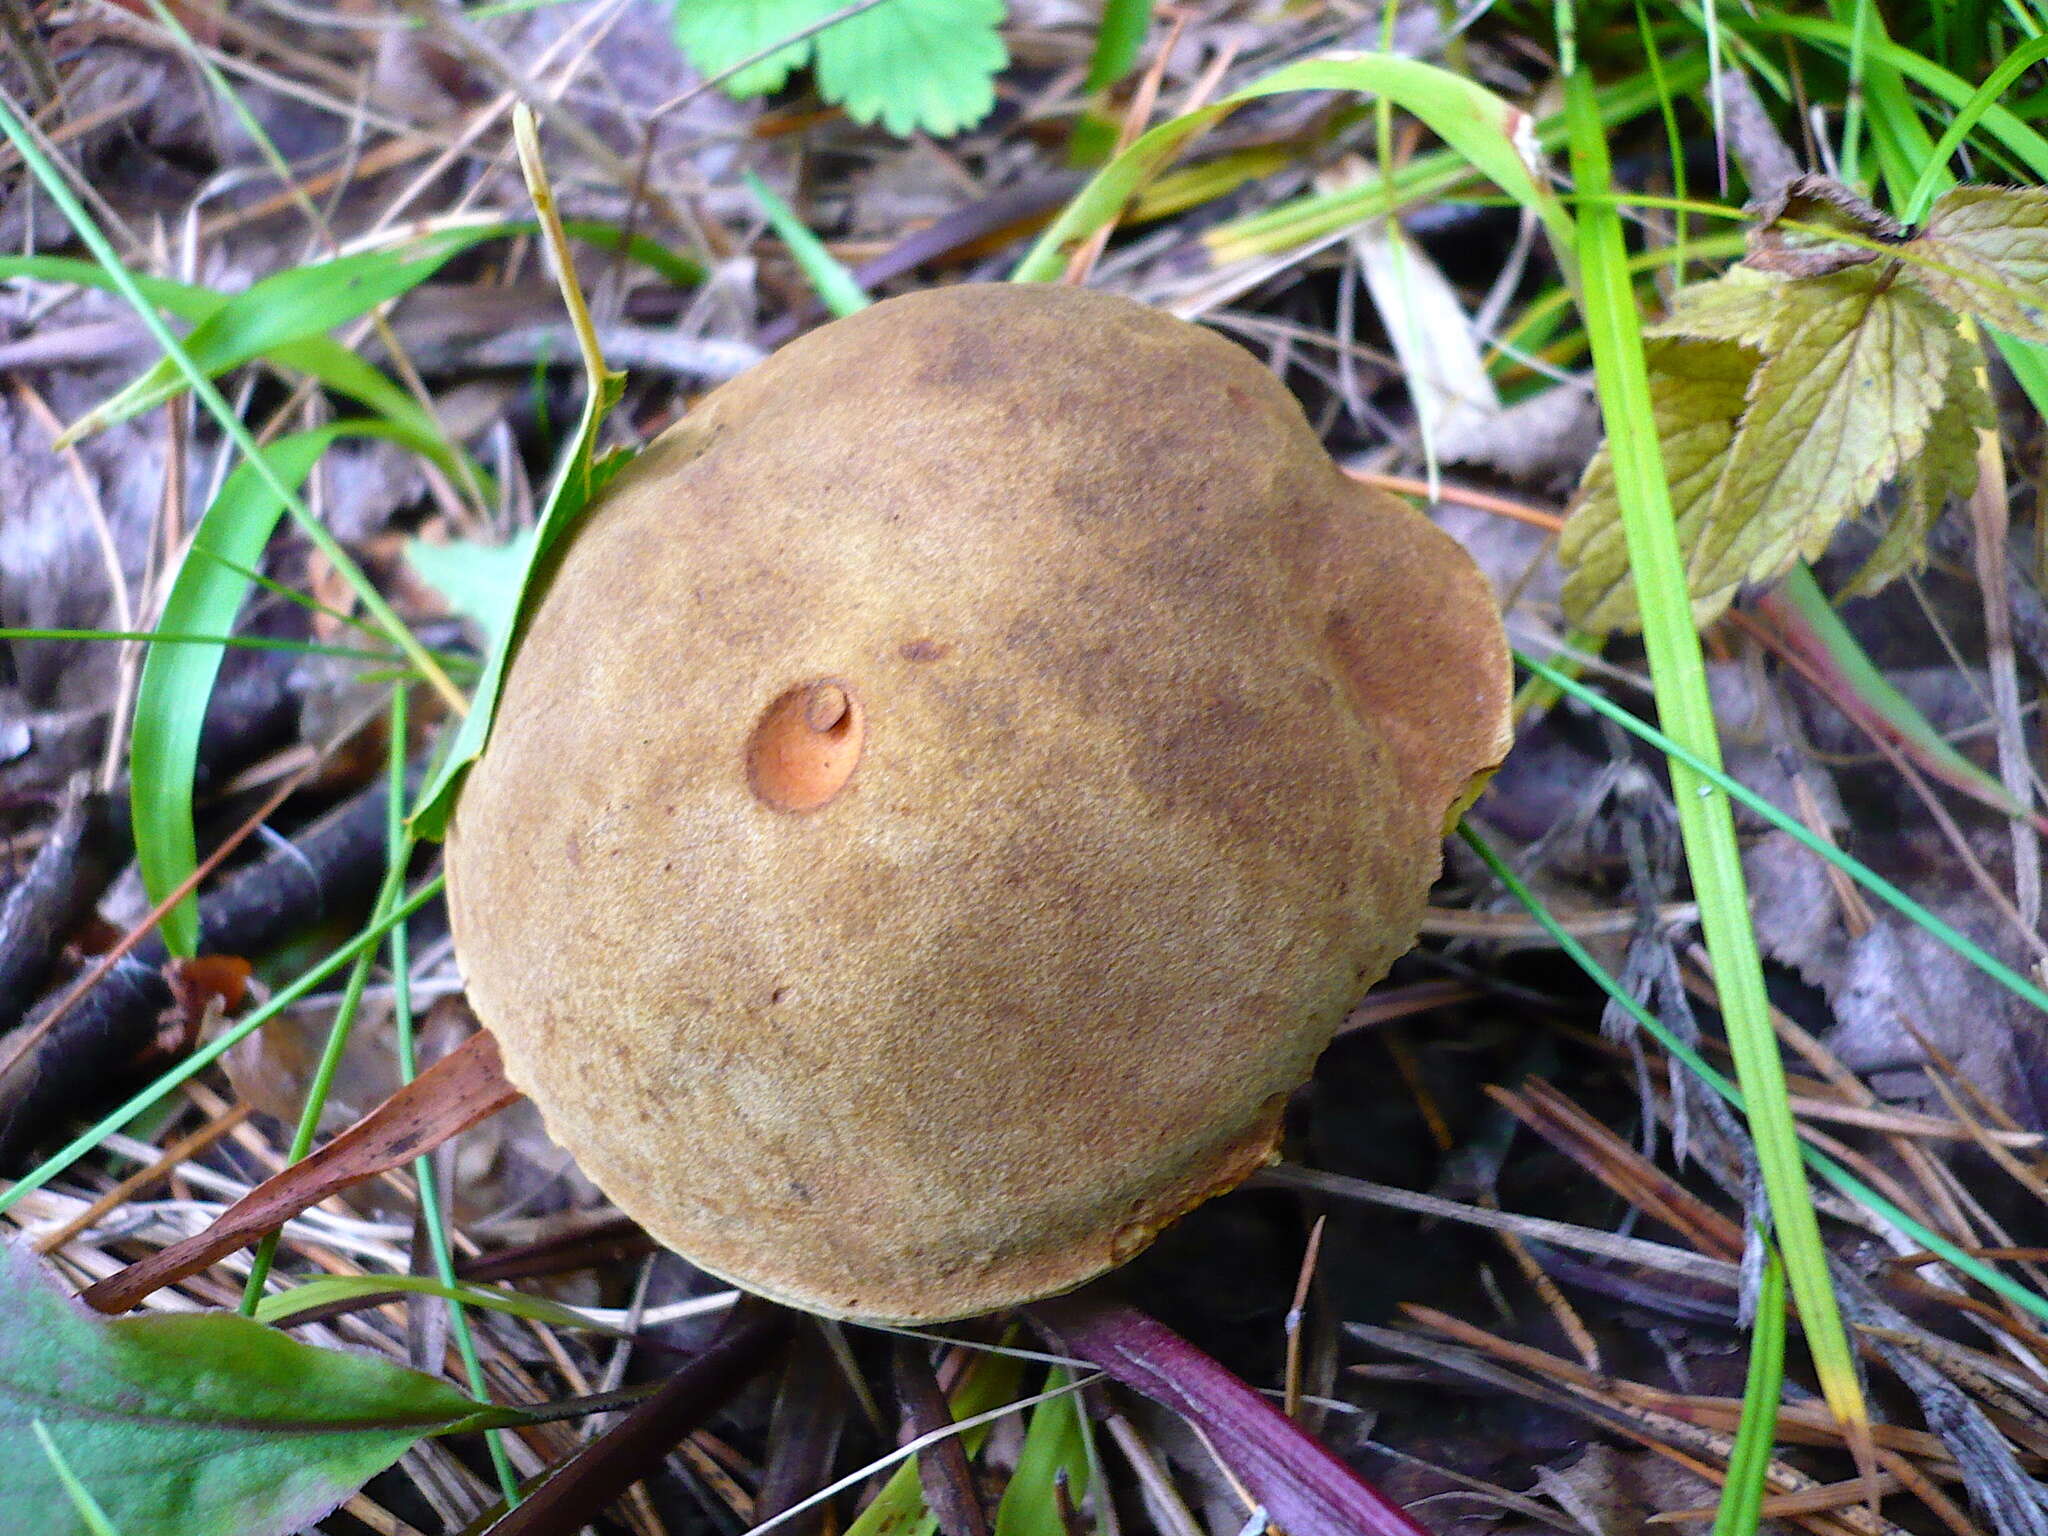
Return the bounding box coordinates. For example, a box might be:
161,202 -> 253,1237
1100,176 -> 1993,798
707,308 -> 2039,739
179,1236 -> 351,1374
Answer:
899,637 -> 952,663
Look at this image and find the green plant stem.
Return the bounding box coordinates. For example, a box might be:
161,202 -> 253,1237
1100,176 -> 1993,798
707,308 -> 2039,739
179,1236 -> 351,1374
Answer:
238,851 -> 407,1313
1562,67 -> 1865,1435
1713,1245 -> 1786,1536
380,687 -> 519,1504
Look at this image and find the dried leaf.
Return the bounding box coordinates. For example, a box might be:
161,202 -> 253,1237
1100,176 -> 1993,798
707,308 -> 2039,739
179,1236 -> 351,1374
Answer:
81,1031 -> 518,1314
1559,338 -> 1756,631
1687,268 -> 1956,611
1745,173 -> 1904,277
1904,185 -> 2048,342
1842,333 -> 1992,596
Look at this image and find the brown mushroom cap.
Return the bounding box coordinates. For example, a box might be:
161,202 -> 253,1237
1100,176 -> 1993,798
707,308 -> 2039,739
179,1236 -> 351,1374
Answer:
445,283 -> 1512,1324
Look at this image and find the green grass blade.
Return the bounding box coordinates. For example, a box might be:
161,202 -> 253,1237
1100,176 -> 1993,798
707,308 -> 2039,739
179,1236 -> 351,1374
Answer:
0,254 -> 466,484
845,1348 -> 1031,1536
0,628 -> 404,662
1517,646 -> 2048,1016
1082,0 -> 1153,93
63,236 -> 474,445
1774,564 -> 2037,822
744,171 -> 870,317
131,429 -> 329,956
255,1273 -> 616,1333
1193,59 -> 1704,274
993,1369 -> 1092,1536
1745,13 -> 2048,182
32,1421 -> 125,1536
131,423 -> 410,957
376,684 -> 519,1503
1561,66 -> 1866,1440
238,841 -> 409,1312
1713,1246 -> 1785,1536
1069,0 -> 1155,161
1013,52 -> 1573,282
1902,35 -> 2048,220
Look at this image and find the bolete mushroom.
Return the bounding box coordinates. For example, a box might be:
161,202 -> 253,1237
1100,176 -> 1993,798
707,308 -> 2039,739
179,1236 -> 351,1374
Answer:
445,283 -> 1512,1324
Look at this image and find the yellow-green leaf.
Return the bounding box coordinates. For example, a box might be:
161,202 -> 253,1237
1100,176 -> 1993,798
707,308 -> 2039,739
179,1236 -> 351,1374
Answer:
1842,333 -> 1992,596
1687,269 -> 1956,613
1921,185 -> 2048,283
1648,266 -> 1786,347
1559,338 -> 1756,631
1905,186 -> 2048,342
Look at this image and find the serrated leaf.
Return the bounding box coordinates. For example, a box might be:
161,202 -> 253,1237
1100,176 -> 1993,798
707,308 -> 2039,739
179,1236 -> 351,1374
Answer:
1649,266 -> 1787,347
0,1244 -> 481,1536
812,0 -> 1005,136
1745,172 -> 1903,277
671,0 -> 825,95
1905,186 -> 2048,342
1922,186 -> 2048,284
1688,268 -> 1956,612
1559,338 -> 1757,631
1842,336 -> 1992,596
671,0 -> 1006,137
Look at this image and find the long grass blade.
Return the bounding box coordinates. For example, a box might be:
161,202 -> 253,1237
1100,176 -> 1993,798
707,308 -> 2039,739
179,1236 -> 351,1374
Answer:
133,426 -> 358,956
1713,1245 -> 1786,1536
1013,53 -> 1571,282
744,171 -> 870,317
1560,64 -> 1868,1454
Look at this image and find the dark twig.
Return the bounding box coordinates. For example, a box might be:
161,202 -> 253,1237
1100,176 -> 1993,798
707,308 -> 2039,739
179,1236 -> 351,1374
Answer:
0,781 -> 125,1032
894,1337 -> 992,1536
754,1321 -> 850,1536
476,1299 -> 793,1536
0,769 -> 413,1168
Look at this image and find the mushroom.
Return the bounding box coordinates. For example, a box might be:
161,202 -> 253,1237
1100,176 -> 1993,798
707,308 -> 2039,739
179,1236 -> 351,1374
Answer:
445,283 -> 1512,1324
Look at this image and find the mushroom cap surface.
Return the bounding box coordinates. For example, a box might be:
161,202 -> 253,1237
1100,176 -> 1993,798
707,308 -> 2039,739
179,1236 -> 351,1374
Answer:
446,283 -> 1512,1323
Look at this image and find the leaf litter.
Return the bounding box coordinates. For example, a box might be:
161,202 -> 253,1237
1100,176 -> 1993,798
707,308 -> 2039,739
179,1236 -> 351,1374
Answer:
5,9 -> 2048,1536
